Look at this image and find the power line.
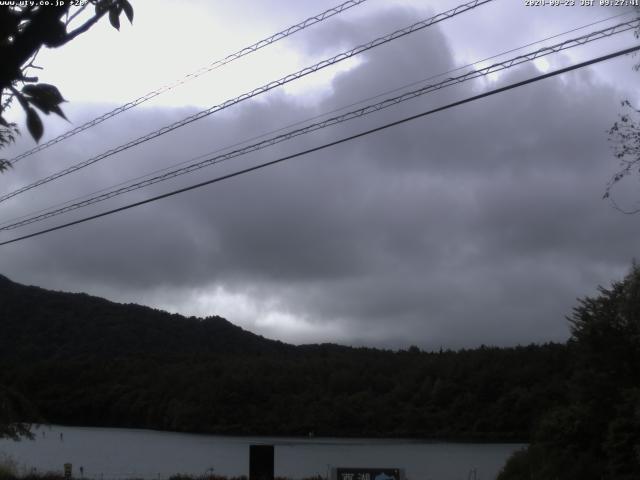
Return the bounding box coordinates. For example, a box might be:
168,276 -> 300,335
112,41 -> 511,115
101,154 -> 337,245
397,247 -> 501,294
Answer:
2,14 -> 635,231
6,8 -> 630,232
3,7 -> 630,233
0,0 -> 493,205
3,18 -> 637,232
5,9 -> 626,232
8,0 -> 370,165
2,44 -> 637,247
12,9 -> 627,232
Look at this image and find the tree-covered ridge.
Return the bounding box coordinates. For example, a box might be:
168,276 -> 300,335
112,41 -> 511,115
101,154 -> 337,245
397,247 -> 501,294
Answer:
0,274 -> 569,440
0,274 -> 289,360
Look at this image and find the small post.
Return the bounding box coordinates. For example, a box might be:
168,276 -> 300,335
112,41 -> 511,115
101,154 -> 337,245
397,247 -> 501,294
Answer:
64,463 -> 72,480
249,444 -> 274,480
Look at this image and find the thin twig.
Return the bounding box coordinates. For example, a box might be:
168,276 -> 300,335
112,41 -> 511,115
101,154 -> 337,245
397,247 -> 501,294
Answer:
608,195 -> 640,215
1,93 -> 16,112
66,3 -> 89,26
64,7 -> 109,43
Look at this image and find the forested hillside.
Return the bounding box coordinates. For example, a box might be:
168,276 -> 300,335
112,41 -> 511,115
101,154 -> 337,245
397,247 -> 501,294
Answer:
0,274 -> 570,440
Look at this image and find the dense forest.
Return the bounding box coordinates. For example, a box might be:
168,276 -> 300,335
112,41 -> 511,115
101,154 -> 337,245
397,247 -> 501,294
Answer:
497,264 -> 640,480
1,266 -> 638,478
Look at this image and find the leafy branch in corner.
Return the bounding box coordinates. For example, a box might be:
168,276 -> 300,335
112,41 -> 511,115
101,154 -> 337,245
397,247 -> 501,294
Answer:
0,0 -> 134,162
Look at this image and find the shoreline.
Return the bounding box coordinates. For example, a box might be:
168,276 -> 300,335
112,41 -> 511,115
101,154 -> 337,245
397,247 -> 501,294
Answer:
26,424 -> 529,445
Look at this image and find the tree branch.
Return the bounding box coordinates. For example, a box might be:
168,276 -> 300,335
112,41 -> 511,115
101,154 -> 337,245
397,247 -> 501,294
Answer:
63,9 -> 108,43
66,3 -> 89,26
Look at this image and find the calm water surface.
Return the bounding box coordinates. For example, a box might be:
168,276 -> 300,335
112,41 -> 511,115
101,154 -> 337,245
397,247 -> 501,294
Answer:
0,426 -> 524,480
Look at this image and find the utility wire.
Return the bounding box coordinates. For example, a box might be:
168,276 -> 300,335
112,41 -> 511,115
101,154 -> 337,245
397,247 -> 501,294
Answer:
3,18 -> 637,232
1,44 -> 638,247
5,9 -> 626,232
4,7 -> 627,230
1,9 -> 631,231
13,4 -> 624,231
0,0 -> 493,205
4,8 -> 630,234
8,0 -> 370,165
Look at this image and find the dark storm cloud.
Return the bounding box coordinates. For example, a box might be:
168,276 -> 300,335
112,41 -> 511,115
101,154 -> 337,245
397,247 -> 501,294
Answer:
2,6 -> 639,349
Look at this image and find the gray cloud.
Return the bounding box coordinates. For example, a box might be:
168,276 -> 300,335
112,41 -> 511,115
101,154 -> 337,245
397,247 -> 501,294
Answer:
2,5 -> 639,350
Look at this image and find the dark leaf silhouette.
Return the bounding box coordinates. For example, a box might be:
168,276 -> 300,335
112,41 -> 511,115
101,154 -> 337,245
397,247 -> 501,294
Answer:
48,104 -> 68,120
109,7 -> 121,30
22,84 -> 65,105
121,0 -> 134,23
22,83 -> 67,119
25,107 -> 43,142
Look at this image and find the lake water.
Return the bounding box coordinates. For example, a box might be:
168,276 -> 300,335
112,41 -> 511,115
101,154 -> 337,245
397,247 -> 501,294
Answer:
0,426 -> 524,480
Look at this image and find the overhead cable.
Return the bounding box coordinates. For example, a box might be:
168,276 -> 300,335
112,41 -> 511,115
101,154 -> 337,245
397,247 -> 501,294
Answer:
0,0 -> 493,205
1,44 -> 638,247
8,0 -> 370,165
2,18 -> 637,231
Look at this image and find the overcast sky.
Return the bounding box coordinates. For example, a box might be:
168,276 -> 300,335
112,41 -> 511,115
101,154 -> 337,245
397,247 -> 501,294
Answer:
2,0 -> 640,349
